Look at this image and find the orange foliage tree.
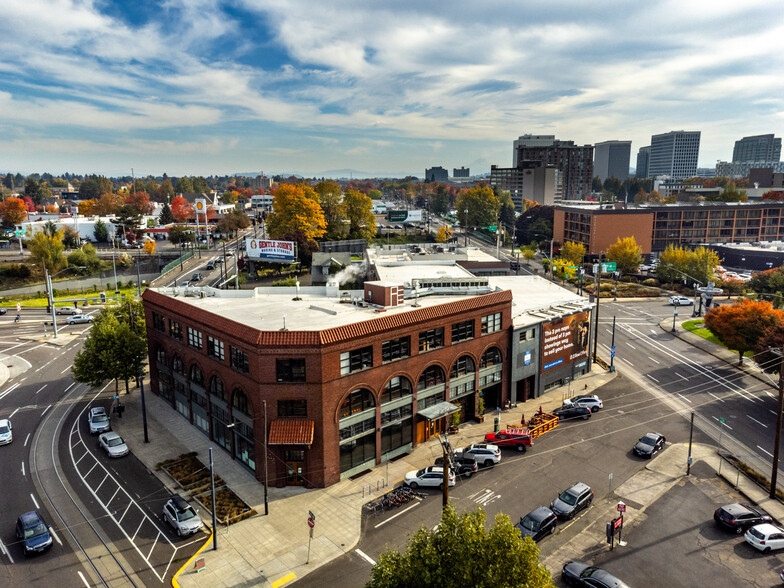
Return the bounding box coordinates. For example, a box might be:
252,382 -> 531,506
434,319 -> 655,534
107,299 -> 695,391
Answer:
94,192 -> 123,216
762,191 -> 784,201
143,240 -> 156,256
1,196 -> 28,225
126,191 -> 154,215
171,195 -> 193,223
266,184 -> 326,241
704,299 -> 784,365
78,199 -> 97,216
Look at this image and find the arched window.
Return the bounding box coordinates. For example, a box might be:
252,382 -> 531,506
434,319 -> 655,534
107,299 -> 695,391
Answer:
450,355 -> 475,378
232,388 -> 252,416
417,365 -> 445,391
339,388 -> 375,418
190,364 -> 204,386
209,376 -> 225,400
381,377 -> 412,404
156,347 -> 167,364
172,354 -> 184,375
480,347 -> 502,368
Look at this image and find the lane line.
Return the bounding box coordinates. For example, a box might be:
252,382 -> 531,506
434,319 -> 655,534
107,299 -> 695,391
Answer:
677,393 -> 692,404
621,358 -> 634,366
31,493 -> 39,509
708,392 -> 726,404
647,375 -> 659,383
60,366 -> 71,374
355,549 -> 377,565
49,526 -> 62,546
627,343 -> 636,350
758,445 -> 774,458
374,501 -> 420,528
36,384 -> 47,394
24,433 -> 30,446
675,372 -> 688,381
21,461 -> 25,476
0,537 -> 14,564
713,416 -> 732,429
77,571 -> 90,587
41,404 -> 52,416
64,382 -> 75,392
10,407 -> 21,418
747,415 -> 768,428
648,357 -> 660,364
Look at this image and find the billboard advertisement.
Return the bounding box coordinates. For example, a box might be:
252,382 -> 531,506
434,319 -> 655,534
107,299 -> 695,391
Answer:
245,239 -> 295,262
540,312 -> 590,372
386,210 -> 424,224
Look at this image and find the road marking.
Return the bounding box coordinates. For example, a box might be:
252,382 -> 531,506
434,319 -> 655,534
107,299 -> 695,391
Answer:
30,493 -> 39,509
627,343 -> 636,350
355,549 -> 376,565
767,391 -> 776,399
41,404 -> 52,416
77,571 -> 89,587
49,526 -> 62,546
146,532 -> 160,559
21,461 -> 25,476
64,382 -> 75,392
271,573 -> 297,588
621,358 -> 634,366
677,394 -> 692,404
10,406 -> 21,418
647,375 -> 659,383
648,357 -> 660,364
35,384 -> 47,394
747,415 -> 768,428
60,366 -> 71,374
0,382 -> 21,399
374,501 -> 420,529
758,445 -> 774,458
24,433 -> 30,446
713,416 -> 732,429
708,392 -> 726,404
0,537 -> 14,564
772,410 -> 779,416
675,372 -> 688,381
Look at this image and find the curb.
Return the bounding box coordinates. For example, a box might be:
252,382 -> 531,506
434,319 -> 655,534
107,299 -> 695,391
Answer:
171,525 -> 214,588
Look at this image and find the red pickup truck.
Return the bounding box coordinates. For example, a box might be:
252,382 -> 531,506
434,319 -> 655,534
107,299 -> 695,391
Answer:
484,429 -> 533,452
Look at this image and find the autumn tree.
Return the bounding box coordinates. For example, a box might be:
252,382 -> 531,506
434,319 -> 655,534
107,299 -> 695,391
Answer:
61,225 -> 80,249
315,180 -> 346,239
266,184 -> 327,241
704,299 -> 784,365
656,244 -> 718,286
606,237 -> 643,274
143,240 -> 156,256
94,192 -> 123,216
1,196 -> 28,225
435,226 -> 453,243
368,505 -> 552,588
368,189 -> 382,200
28,228 -> 66,273
125,191 -> 154,215
454,185 -> 500,230
220,190 -> 239,205
343,189 -> 376,240
157,178 -> 174,202
706,183 -> 747,202
749,267 -> 784,295
78,199 -> 97,216
560,241 -> 586,266
761,191 -> 784,201
171,195 -> 193,223
755,324 -> 784,373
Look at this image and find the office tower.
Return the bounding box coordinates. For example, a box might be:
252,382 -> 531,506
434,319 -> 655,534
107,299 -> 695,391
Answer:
636,146 -> 650,178
490,162 -> 562,209
512,134 -> 593,199
425,167 -> 448,182
593,140 -> 632,182
732,134 -> 781,163
453,167 -> 470,178
648,131 -> 701,180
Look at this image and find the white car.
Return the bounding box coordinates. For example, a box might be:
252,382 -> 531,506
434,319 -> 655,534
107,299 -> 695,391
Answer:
163,496 -> 203,536
669,295 -> 693,306
98,432 -> 129,458
88,406 -> 111,435
745,523 -> 784,552
0,418 -> 12,445
404,466 -> 455,489
67,314 -> 94,325
55,306 -> 78,315
564,395 -> 603,413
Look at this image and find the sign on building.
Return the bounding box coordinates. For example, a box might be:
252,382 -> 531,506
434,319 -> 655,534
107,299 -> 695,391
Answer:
540,311 -> 590,372
386,210 -> 423,224
245,239 -> 295,262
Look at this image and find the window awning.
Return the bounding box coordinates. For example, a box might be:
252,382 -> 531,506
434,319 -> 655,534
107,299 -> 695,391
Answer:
268,419 -> 315,445
417,402 -> 460,421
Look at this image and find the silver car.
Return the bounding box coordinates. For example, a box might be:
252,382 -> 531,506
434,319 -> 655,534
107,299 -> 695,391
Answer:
88,406 -> 111,435
0,418 -> 12,445
55,306 -> 78,315
98,432 -> 128,458
163,496 -> 203,536
67,314 -> 94,325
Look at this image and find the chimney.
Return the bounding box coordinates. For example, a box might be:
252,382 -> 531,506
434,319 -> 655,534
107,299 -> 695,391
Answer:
326,279 -> 339,297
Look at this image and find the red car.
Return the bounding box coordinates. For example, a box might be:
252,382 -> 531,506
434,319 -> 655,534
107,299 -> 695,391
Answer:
484,430 -> 532,452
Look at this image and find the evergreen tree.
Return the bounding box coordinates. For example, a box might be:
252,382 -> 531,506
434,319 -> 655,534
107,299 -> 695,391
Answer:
159,202 -> 175,225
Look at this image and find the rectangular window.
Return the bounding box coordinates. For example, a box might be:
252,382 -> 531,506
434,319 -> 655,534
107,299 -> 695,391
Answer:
168,319 -> 182,340
187,327 -> 203,349
382,336 -> 410,362
278,399 -> 308,418
153,312 -> 166,332
451,319 -> 474,343
276,359 -> 306,383
481,313 -> 502,334
340,346 -> 373,375
230,347 -> 249,374
207,336 -> 224,361
419,327 -> 444,352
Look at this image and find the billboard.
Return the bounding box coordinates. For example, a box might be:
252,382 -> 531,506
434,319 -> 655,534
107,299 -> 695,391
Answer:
245,239 -> 295,262
540,312 -> 590,372
386,210 -> 424,224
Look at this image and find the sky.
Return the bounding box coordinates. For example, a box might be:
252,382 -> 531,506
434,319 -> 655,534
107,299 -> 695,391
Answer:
0,0 -> 782,178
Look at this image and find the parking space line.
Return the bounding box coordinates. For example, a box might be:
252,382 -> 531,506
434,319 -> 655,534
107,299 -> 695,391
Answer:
31,493 -> 39,509
41,403 -> 51,415
21,461 -> 25,476
758,445 -> 774,458
119,502 -> 132,523
49,526 -> 62,546
747,415 -> 767,428
355,549 -> 376,565
374,501 -> 419,529
84,461 -> 98,478
77,571 -> 89,587
132,519 -> 144,541
35,384 -> 47,394
24,433 -> 30,446
95,473 -> 109,492
107,487 -> 120,506
75,450 -> 89,465
146,533 -> 160,560
60,366 -> 71,374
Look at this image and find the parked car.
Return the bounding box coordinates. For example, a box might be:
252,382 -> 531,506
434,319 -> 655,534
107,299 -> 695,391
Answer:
515,507 -> 557,542
404,466 -> 456,489
0,418 -> 12,445
206,261 -> 215,270
163,495 -> 203,536
484,429 -> 532,452
16,511 -> 53,554
434,455 -> 478,478
55,306 -> 78,315
745,523 -> 784,552
180,280 -> 190,287
98,432 -> 129,458
454,443 -> 502,467
552,405 -> 592,421
66,314 -> 93,325
88,406 -> 111,435
669,295 -> 693,306
563,394 -> 603,413
632,432 -> 666,458
191,273 -> 202,282
0,308 -> 7,315
714,503 -> 772,534
562,561 -> 630,587
550,482 -> 594,519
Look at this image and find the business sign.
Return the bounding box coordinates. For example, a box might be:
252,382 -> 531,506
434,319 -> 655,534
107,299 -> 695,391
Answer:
245,239 -> 295,262
195,199 -> 207,214
386,210 -> 423,224
523,350 -> 532,366
541,311 -> 590,372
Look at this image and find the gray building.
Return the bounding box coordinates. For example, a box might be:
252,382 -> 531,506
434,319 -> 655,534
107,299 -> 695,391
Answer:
512,134 -> 593,200
453,167 -> 470,178
636,146 -> 650,178
732,134 -> 781,163
715,161 -> 784,179
649,130 -> 701,180
593,140 -> 631,182
425,166 -> 448,182
490,162 -> 562,209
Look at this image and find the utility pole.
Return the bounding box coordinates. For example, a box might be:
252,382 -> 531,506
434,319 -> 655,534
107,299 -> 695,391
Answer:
45,268 -> 58,338
592,259 -> 601,363
441,436 -> 449,509
687,411 -> 695,476
139,364 -> 149,443
263,399 -> 269,515
209,447 -> 218,550
609,315 -> 616,372
771,353 -> 784,499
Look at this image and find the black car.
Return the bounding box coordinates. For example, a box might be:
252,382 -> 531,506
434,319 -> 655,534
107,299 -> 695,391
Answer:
435,455 -> 478,478
632,433 -> 666,458
550,482 -> 594,519
562,561 -> 630,588
0,308 -> 6,315
515,507 -> 557,542
553,405 -> 592,421
16,511 -> 53,555
714,503 -> 772,534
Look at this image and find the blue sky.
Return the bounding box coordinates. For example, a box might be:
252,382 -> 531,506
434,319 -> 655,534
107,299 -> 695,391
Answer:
0,0 -> 782,177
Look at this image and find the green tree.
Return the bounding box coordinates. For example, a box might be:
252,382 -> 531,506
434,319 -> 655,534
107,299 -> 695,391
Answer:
707,183 -> 747,202
316,180 -> 346,239
455,185 -> 500,230
42,220 -> 59,237
368,189 -> 383,200
78,175 -> 114,201
93,219 -> 109,243
521,247 -> 536,264
28,229 -> 66,273
192,176 -> 209,193
749,267 -> 784,295
343,189 -> 376,240
603,177 -> 623,197
159,202 -> 175,225
67,242 -> 102,274
431,184 -> 451,216
175,177 -> 194,194
62,225 -> 80,249
157,178 -> 175,202
592,176 -> 602,192
606,237 -> 643,274
369,505 -> 552,588
25,177 -> 40,203
168,224 -> 194,245
704,299 -> 784,365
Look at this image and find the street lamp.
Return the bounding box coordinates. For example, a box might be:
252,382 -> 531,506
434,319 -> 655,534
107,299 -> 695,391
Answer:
671,306 -> 678,333
464,208 -> 468,247
45,265 -> 86,338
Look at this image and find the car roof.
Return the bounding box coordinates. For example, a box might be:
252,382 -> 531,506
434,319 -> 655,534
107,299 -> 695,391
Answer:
526,507 -> 554,521
169,495 -> 191,511
101,432 -> 121,441
90,406 -> 107,416
19,511 -> 43,525
750,523 -> 783,535
565,482 -> 591,494
0,418 -> 10,426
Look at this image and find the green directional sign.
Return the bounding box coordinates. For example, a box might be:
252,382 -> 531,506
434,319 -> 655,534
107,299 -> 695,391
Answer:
489,225 -> 497,231
601,262 -> 617,272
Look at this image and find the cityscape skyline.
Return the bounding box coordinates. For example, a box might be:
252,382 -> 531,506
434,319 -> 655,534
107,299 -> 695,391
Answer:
1,1 -> 782,177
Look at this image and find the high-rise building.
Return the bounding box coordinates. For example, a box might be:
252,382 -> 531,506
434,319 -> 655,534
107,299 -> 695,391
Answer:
648,131 -> 701,180
512,134 -> 593,200
636,146 -> 650,178
425,167 -> 448,182
453,167 -> 470,178
732,134 -> 781,163
715,161 -> 784,178
490,162 -> 562,209
593,140 -> 632,182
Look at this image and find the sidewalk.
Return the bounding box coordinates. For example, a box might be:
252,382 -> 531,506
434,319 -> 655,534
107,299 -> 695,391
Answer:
112,365 -> 615,588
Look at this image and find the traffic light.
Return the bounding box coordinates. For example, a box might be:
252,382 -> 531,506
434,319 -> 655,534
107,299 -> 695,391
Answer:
46,305 -> 51,313
100,292 -> 106,303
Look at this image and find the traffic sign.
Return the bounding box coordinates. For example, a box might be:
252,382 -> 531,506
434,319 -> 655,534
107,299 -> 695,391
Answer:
617,501 -> 626,513
613,516 -> 623,531
308,510 -> 316,521
601,262 -> 617,272
610,345 -> 616,358
489,225 -> 497,232
308,518 -> 315,528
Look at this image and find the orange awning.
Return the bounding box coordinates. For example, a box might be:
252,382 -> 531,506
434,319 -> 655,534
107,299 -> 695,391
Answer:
268,419 -> 315,445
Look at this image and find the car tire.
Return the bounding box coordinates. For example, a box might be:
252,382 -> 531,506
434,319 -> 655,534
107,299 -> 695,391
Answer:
516,444 -> 526,453
550,524 -> 555,535
409,482 -> 418,489
735,526 -> 744,535
583,414 -> 590,420
764,546 -> 771,553
591,406 -> 599,413
464,471 -> 472,478
484,460 -> 493,467
439,483 -> 444,490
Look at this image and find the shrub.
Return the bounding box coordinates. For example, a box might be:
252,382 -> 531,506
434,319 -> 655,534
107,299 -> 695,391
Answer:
642,278 -> 659,287
0,263 -> 31,278
272,276 -> 297,287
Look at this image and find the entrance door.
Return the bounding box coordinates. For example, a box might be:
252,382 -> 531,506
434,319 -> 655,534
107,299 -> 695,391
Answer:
284,450 -> 305,486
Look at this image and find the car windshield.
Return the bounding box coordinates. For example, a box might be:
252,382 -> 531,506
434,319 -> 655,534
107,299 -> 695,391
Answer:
521,515 -> 539,531
93,414 -> 109,423
558,490 -> 578,506
747,527 -> 765,540
24,522 -> 47,539
106,437 -> 125,447
0,425 -> 9,434
415,469 -> 426,477
640,435 -> 657,446
580,567 -> 598,579
176,507 -> 197,522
